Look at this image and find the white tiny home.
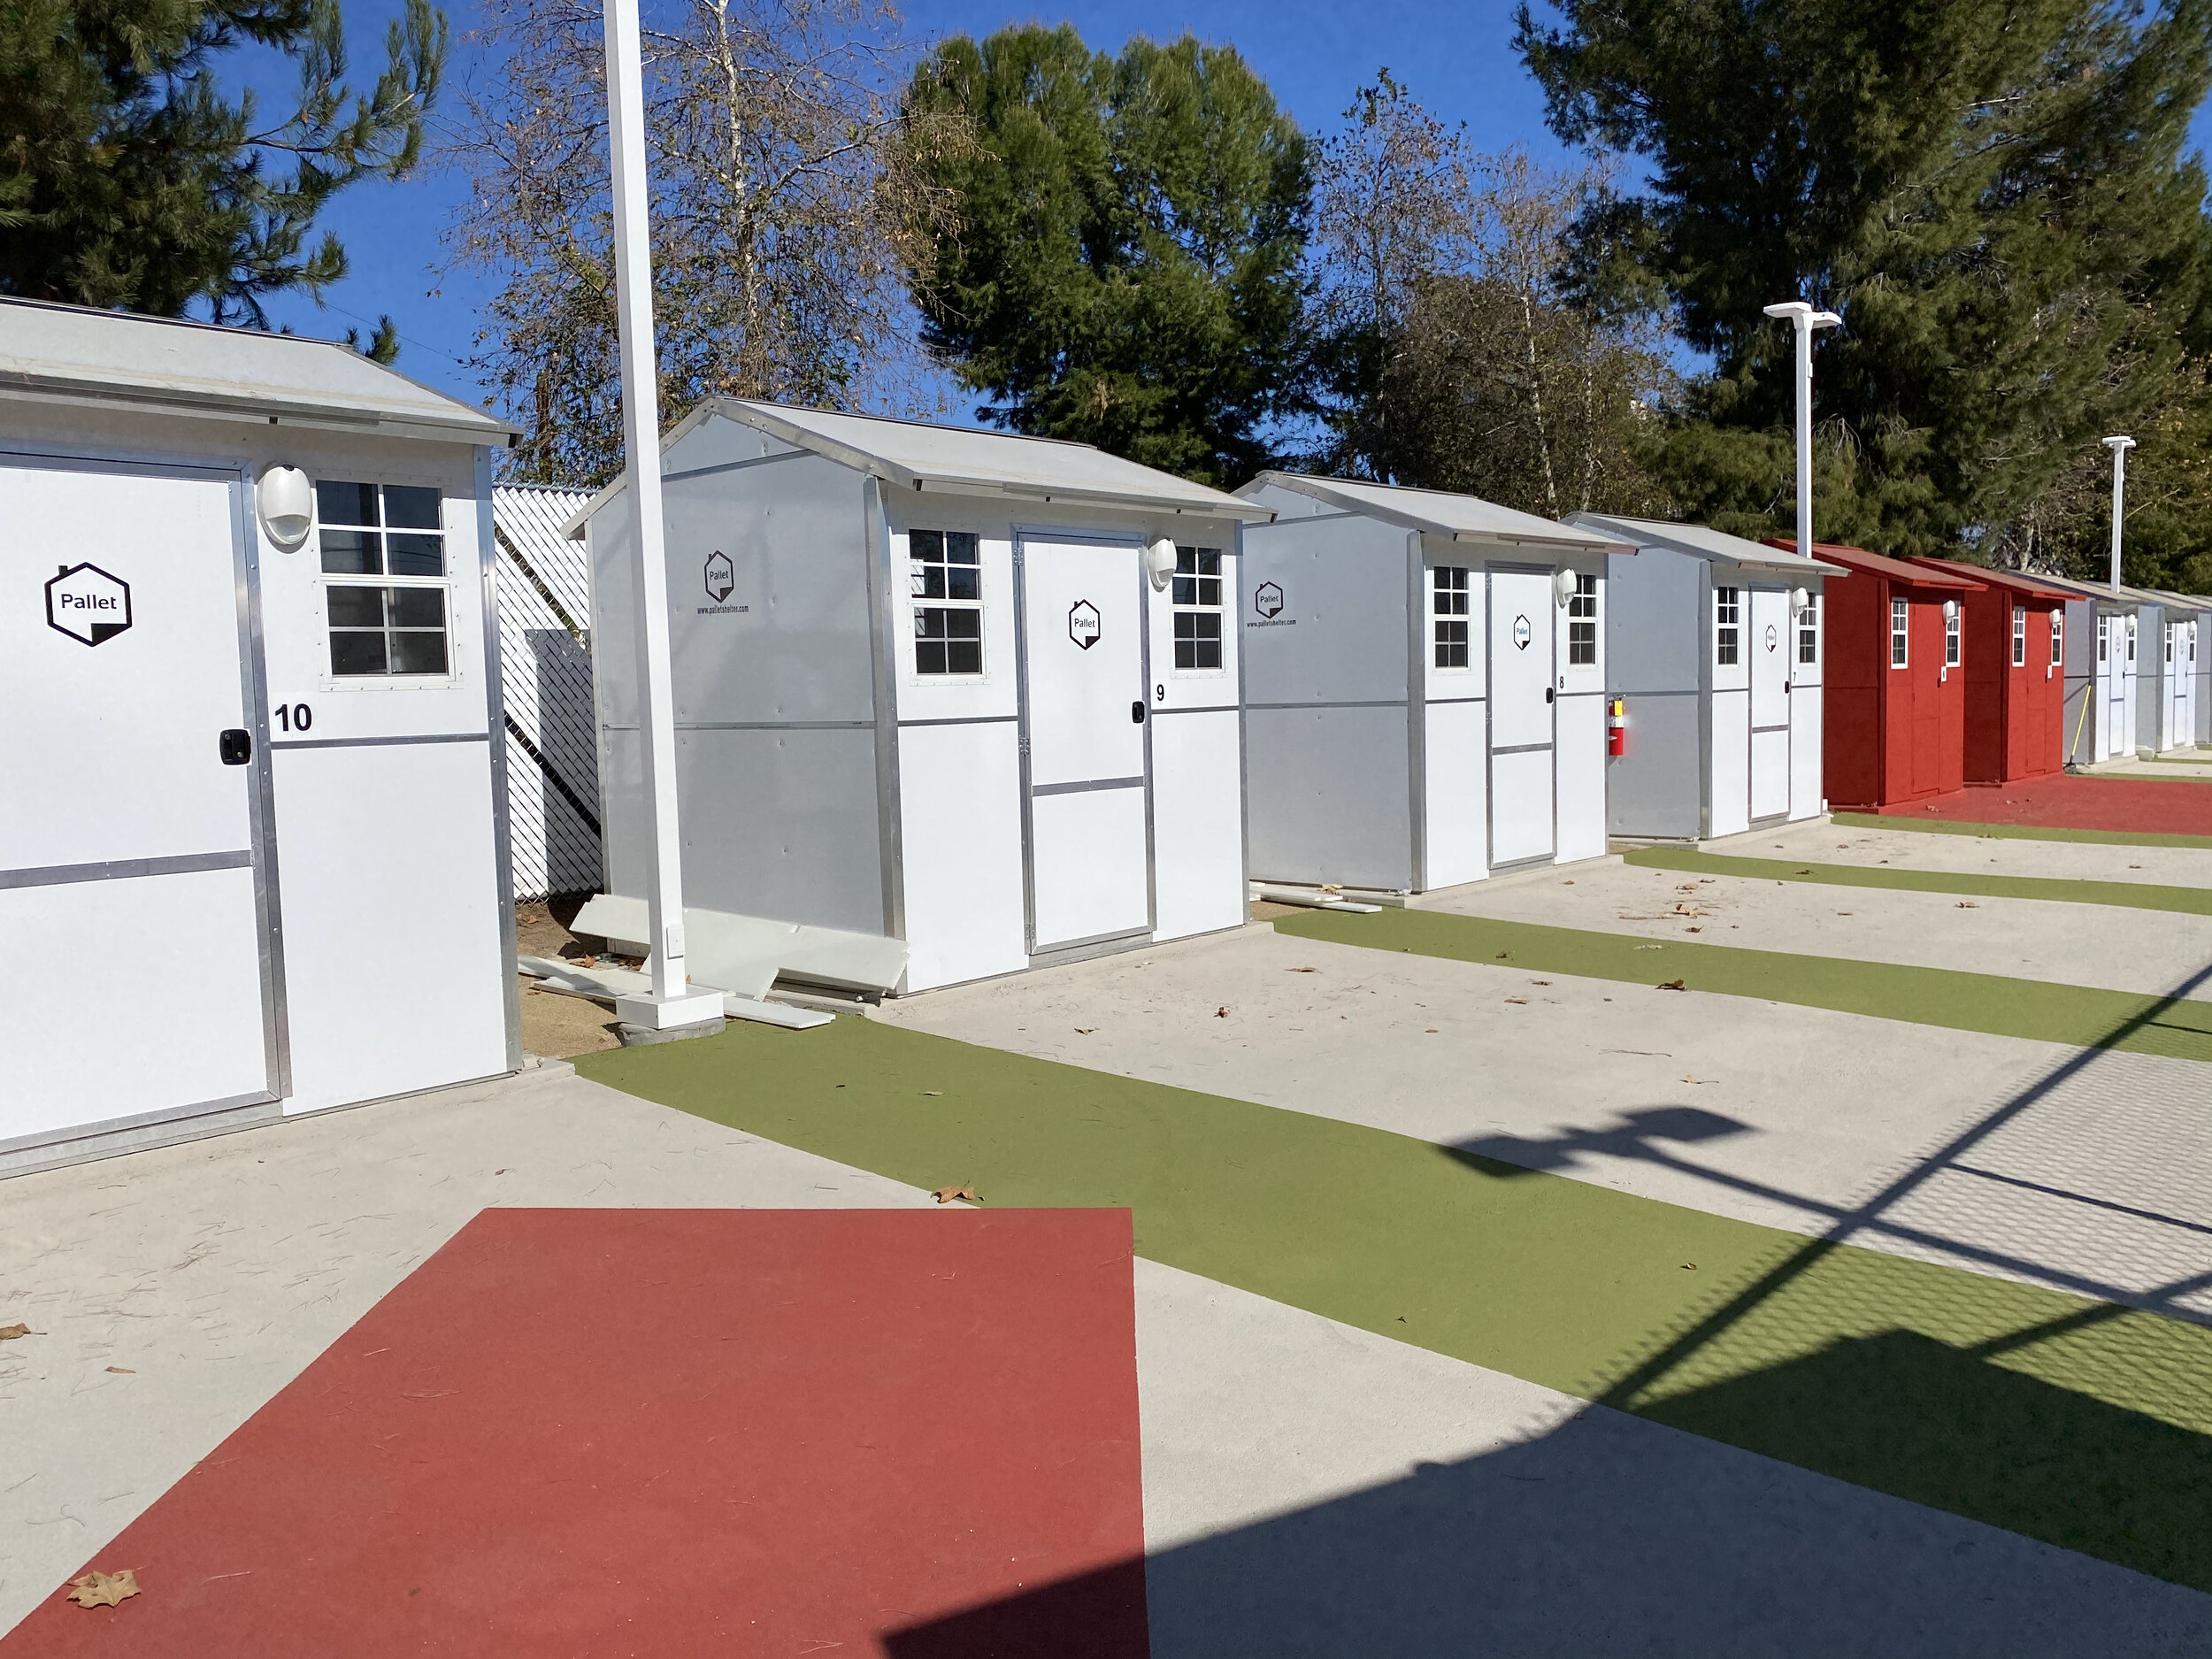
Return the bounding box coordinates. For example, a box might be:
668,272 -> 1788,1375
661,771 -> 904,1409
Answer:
1567,515 -> 1841,841
0,299 -> 521,1175
1233,472 -> 1634,891
2034,574 -> 2146,761
567,401 -> 1270,994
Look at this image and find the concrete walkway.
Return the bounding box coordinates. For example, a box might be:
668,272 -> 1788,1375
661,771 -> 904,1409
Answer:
5,1066 -> 2208,1655
1707,818 -> 2212,887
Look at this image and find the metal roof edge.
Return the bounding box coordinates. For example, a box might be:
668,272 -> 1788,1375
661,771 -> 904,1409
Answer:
0,373 -> 513,447
1568,513 -> 1850,574
1251,472 -> 1629,549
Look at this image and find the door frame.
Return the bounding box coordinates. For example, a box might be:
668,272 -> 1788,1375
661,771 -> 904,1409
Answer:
1747,583 -> 1793,826
1484,562 -> 1560,872
0,444 -> 288,1161
1010,525 -> 1156,959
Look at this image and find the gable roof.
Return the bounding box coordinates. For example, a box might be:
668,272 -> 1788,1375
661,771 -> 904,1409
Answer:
565,398 -> 1273,535
1567,513 -> 1849,575
1904,557 -> 2070,601
1238,472 -> 1632,552
0,296 -> 515,445
2020,572 -> 2172,609
1775,541 -> 1978,588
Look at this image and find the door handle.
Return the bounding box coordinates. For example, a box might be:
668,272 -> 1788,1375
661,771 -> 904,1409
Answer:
1544,687 -> 1555,704
219,728 -> 252,765
1131,700 -> 1146,724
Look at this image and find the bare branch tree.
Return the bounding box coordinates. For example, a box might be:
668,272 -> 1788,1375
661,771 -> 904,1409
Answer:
442,0 -> 968,484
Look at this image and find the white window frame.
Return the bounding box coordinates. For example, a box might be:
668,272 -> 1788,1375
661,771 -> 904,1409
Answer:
1797,591 -> 1820,665
2127,618 -> 2138,664
1944,608 -> 1961,668
1432,565 -> 1471,672
2098,615 -> 2109,664
1716,585 -> 1740,666
909,528 -> 984,679
1170,545 -> 1225,674
2051,611 -> 2064,667
1565,573 -> 1598,667
314,480 -> 457,688
2011,605 -> 2026,667
1891,596 -> 1909,669
2164,623 -> 2175,665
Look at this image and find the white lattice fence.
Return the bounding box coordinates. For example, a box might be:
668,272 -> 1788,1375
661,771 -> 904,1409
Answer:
494,484 -> 603,902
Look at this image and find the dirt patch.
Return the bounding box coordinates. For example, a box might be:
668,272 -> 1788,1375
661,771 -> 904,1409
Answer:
515,897 -> 626,1058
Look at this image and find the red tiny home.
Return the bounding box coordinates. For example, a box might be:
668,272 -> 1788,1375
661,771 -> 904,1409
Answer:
1907,559 -> 2069,784
1770,541 -> 1978,810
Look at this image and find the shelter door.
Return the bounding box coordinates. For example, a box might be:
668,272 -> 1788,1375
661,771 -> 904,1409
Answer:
1,458 -> 273,1146
1488,570 -> 1555,864
1748,588 -> 1791,818
1018,536 -> 1151,953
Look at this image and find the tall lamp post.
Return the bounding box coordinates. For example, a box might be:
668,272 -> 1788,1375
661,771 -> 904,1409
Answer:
2102,435 -> 2137,594
1763,301 -> 1843,559
600,0 -> 723,1035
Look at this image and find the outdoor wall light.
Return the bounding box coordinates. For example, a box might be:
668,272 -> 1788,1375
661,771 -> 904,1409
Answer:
1943,598 -> 1961,622
257,465 -> 314,550
1145,535 -> 1177,590
1552,566 -> 1579,606
1791,586 -> 1810,614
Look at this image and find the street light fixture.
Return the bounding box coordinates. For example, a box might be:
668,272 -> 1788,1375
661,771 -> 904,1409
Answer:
1763,301 -> 1843,565
2102,435 -> 2137,594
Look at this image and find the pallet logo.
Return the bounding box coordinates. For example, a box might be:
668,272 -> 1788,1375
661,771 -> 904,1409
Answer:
704,550 -> 734,603
46,562 -> 132,646
1512,613 -> 1532,649
1254,581 -> 1284,619
1068,599 -> 1102,649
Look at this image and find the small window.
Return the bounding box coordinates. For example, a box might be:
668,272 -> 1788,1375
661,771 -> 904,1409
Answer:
1891,597 -> 1910,668
1433,566 -> 1471,670
1172,547 -> 1224,670
2012,606 -> 2026,667
1566,573 -> 1597,666
1716,586 -> 1740,666
1797,592 -> 1819,664
2164,623 -> 2175,664
2051,612 -> 2064,666
317,481 -> 449,678
2126,618 -> 2138,664
2098,616 -> 2109,663
910,529 -> 982,676
1945,608 -> 1960,667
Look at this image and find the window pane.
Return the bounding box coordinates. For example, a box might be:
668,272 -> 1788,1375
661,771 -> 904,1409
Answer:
320,529 -> 382,575
945,531 -> 979,565
943,608 -> 981,641
389,588 -> 446,628
1177,548 -> 1199,575
1196,576 -> 1221,607
315,480 -> 378,527
1172,575 -> 1197,605
909,529 -> 943,561
330,631 -> 388,675
914,564 -> 945,599
916,640 -> 947,675
326,585 -> 387,626
389,630 -> 449,674
386,533 -> 444,577
945,565 -> 979,601
380,485 -> 442,530
946,640 -> 982,674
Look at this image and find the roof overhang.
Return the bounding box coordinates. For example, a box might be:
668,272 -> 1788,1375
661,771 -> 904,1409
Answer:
1248,472 -> 1632,553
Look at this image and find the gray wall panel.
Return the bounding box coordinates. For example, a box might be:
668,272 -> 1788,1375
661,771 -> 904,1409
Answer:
1606,545 -> 1701,695
670,726 -> 887,933
1606,691 -> 1704,839
1245,705 -> 1413,889
1240,512 -> 1411,705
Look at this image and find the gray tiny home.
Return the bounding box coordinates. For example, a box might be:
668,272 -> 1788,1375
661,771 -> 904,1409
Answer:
1567,515 -> 1841,841
566,400 -> 1270,993
1233,472 -> 1634,893
2032,574 -> 2156,760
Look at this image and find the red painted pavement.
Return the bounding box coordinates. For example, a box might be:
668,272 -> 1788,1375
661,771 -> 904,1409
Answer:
5,1208 -> 1148,1658
1873,772 -> 2212,835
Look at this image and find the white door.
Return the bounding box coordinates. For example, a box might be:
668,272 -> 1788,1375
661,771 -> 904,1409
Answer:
1749,588 -> 1791,818
1,459 -> 273,1148
1019,536 -> 1150,952
1488,570 -> 1555,864
2122,617 -> 2139,754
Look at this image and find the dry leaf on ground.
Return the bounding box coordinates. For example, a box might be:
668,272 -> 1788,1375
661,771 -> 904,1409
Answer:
1285,967 -> 1317,973
1214,1006 -> 1228,1018
1655,979 -> 1687,991
0,1323 -> 32,1340
931,1185 -> 979,1205
104,1366 -> 134,1375
67,1570 -> 140,1609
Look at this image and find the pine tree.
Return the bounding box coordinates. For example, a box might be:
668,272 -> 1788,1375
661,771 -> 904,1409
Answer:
904,26 -> 1310,488
1517,0 -> 2212,570
0,0 -> 445,344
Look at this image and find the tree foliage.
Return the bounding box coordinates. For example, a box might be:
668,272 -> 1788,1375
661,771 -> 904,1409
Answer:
447,0 -> 966,486
1517,0 -> 2212,580
0,0 -> 444,340
904,26 -> 1309,488
1309,75 -> 1673,517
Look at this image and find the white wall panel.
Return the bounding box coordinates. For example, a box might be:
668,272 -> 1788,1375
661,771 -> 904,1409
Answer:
1789,685 -> 1824,819
1424,699 -> 1488,888
1152,708 -> 1246,939
896,721 -> 1025,991
1709,688 -> 1751,838
1555,692 -> 1608,864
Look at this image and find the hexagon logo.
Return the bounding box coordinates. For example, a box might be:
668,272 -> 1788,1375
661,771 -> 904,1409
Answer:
704,549 -> 734,603
1763,623 -> 1779,653
1255,581 -> 1284,619
46,563 -> 132,646
1511,613 -> 1532,649
1068,599 -> 1102,650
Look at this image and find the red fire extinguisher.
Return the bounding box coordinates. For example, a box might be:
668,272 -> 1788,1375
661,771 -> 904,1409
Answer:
1608,696 -> 1627,757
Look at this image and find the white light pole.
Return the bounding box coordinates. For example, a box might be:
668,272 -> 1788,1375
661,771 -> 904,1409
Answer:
2102,435 -> 2137,595
601,0 -> 721,1034
1763,301 -> 1843,559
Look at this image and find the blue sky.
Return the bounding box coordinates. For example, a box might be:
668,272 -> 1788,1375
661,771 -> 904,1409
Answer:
254,0 -> 2212,411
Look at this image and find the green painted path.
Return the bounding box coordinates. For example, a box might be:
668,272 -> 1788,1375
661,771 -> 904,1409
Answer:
1623,844 -> 2212,917
1832,810 -> 2212,850
1272,909 -> 2212,1062
578,1019 -> 2212,1589
2142,756 -> 2212,766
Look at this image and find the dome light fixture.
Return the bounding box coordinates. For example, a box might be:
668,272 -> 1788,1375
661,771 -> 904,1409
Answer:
257,465 -> 314,551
